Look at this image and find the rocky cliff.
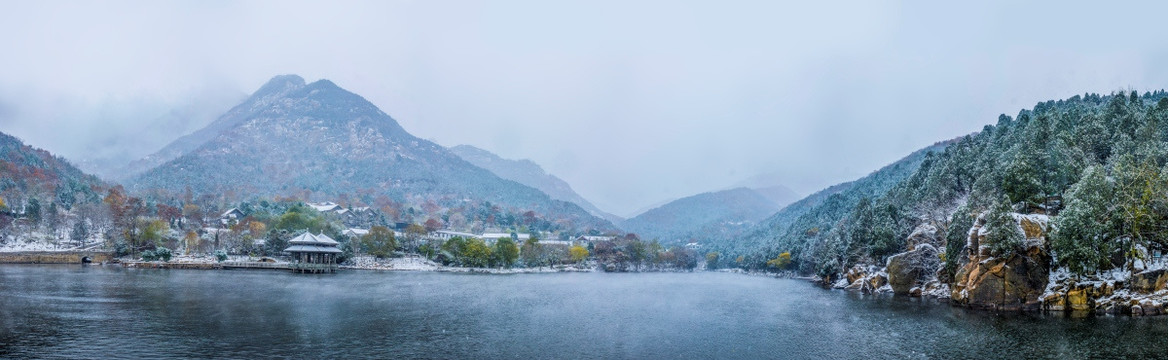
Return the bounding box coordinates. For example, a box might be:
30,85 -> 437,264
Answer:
837,211 -> 1055,309
949,214 -> 1051,311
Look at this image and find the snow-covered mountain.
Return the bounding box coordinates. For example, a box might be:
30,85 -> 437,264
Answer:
115,77 -> 299,181
620,187 -> 781,244
450,144 -> 623,224
127,75 -> 615,232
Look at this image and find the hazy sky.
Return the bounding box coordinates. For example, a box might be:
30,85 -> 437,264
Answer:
3,1 -> 1168,216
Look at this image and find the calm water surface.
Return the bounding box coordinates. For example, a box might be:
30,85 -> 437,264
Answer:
0,265 -> 1163,359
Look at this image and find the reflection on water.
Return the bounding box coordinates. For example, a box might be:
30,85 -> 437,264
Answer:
0,265 -> 1160,359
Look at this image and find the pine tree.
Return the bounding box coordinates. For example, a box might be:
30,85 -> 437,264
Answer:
1111,154 -> 1167,265
71,220 -> 89,245
1002,152 -> 1041,205
983,194 -> 1023,258
1051,166 -> 1115,275
943,204 -> 975,281
25,198 -> 42,226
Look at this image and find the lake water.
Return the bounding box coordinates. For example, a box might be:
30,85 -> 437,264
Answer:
0,265 -> 1163,359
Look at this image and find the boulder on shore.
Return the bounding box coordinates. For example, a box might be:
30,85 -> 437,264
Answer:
1129,269 -> 1168,293
886,243 -> 940,295
840,264 -> 889,293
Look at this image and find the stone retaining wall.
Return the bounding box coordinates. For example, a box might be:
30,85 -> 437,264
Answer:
0,251 -> 116,264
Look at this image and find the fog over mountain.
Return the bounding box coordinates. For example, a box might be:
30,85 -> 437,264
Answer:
4,1 -> 1168,215
450,144 -> 624,224
621,187 -> 781,245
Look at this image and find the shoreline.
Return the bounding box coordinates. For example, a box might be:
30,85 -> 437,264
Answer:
5,251 -> 1164,318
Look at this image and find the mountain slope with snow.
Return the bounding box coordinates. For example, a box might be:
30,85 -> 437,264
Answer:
0,131 -> 106,210
128,75 -> 615,232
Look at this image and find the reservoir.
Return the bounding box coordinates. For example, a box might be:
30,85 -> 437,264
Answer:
0,265 -> 1161,359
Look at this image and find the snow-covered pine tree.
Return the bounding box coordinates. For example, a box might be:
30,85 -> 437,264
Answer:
1050,165 -> 1115,276
983,193 -> 1023,258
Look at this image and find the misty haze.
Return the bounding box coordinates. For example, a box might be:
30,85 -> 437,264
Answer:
4,1 -> 1168,359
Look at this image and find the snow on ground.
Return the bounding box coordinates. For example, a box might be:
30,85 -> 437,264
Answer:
0,238 -> 101,252
344,256 -> 441,271
1012,213 -> 1050,224
341,255 -> 595,273
168,254 -> 227,264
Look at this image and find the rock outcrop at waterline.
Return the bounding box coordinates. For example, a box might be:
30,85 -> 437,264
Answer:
949,214 -> 1051,311
843,265 -> 889,293
880,223 -> 953,297
1040,268 -> 1168,316
886,243 -> 940,295
833,209 -> 1168,315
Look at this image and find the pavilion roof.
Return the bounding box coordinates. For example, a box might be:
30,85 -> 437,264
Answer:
288,232 -> 339,246
284,245 -> 343,254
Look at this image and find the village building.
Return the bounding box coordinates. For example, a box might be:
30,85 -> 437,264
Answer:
284,232 -> 342,273
307,201 -> 343,213
219,208 -> 245,225
342,228 -> 369,238
576,235 -> 615,243
481,232 -> 531,243
431,230 -> 477,241
538,240 -> 573,246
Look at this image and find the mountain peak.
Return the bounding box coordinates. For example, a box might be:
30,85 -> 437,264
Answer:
253,74 -> 306,98
307,79 -> 338,89
127,76 -> 617,233
268,74 -> 305,86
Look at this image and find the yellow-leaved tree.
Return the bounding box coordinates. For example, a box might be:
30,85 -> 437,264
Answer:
569,245 -> 589,263
767,252 -> 792,269
184,231 -> 200,254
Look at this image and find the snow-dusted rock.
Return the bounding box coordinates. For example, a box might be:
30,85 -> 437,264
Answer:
1130,269 -> 1168,293
886,243 -> 940,295
951,212 -> 1050,311
905,223 -> 941,251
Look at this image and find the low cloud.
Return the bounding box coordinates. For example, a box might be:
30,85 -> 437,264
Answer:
2,1 -> 1167,214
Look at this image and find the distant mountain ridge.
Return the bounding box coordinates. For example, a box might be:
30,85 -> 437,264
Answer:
620,187 -> 780,244
449,145 -> 623,224
748,185 -> 799,208
711,140 -> 954,264
127,75 -> 615,232
731,173 -> 800,208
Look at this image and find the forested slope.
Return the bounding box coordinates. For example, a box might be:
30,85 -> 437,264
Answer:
743,90 -> 1168,282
